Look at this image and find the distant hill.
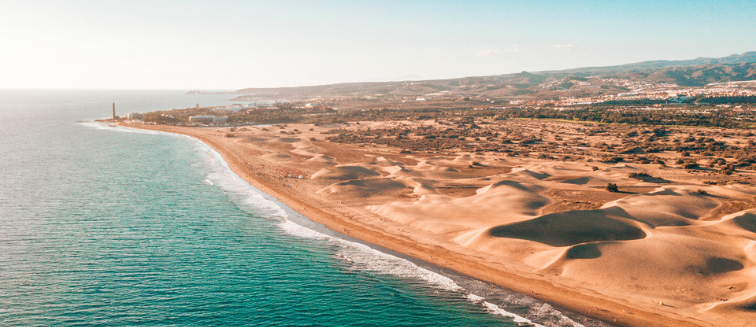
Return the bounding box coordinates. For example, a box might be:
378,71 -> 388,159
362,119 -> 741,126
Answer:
556,51 -> 756,75
233,51 -> 756,101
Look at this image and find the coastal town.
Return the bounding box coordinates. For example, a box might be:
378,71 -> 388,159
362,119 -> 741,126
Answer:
112,76 -> 756,131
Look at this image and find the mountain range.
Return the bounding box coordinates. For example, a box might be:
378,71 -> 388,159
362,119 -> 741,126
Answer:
232,51 -> 756,101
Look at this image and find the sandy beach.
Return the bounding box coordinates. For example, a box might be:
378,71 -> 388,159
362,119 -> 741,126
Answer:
119,120 -> 756,327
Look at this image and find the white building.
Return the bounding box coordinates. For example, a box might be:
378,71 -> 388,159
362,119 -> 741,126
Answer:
125,112 -> 144,120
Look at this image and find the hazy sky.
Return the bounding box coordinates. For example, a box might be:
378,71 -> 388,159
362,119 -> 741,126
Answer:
2,0 -> 755,89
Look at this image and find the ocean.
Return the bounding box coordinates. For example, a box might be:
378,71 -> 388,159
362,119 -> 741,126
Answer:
0,90 -> 603,326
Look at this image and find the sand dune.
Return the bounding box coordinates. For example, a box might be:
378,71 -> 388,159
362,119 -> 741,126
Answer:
558,176 -> 610,186
601,187 -> 720,226
369,180 -> 549,229
372,157 -> 405,166
246,136 -> 269,142
453,154 -> 474,162
263,153 -> 293,160
307,154 -> 336,165
508,168 -> 551,180
311,165 -> 381,180
609,163 -> 639,170
703,210 -> 756,262
407,179 -> 438,195
317,178 -> 408,198
382,165 -> 419,177
415,160 -> 460,173
718,211 -> 756,234
488,209 -> 647,247
276,137 -> 302,143
547,233 -> 752,303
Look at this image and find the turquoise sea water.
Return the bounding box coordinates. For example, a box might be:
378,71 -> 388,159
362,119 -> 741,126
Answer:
0,90 -> 604,326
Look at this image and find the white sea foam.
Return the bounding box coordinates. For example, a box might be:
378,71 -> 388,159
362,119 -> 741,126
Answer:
471,295 -> 548,326
532,304 -> 586,327
193,138 -> 289,221
466,293 -> 485,302
278,219 -> 329,240
79,121 -> 163,135
78,121 -> 111,130
277,218 -> 568,327
469,292 -> 585,327
332,234 -> 463,291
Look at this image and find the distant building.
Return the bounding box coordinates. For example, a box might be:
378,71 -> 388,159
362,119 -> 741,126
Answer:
125,112 -> 144,120
305,103 -> 331,109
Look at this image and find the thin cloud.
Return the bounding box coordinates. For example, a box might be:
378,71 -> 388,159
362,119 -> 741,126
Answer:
553,44 -> 576,50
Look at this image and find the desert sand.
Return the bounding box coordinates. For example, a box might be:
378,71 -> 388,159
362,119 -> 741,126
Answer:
120,120 -> 756,327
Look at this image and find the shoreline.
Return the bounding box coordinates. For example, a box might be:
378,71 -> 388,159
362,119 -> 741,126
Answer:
118,122 -> 716,327
167,127 -> 607,327
113,121 -> 582,325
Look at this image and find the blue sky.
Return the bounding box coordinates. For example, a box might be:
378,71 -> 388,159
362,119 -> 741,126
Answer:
1,0 -> 754,89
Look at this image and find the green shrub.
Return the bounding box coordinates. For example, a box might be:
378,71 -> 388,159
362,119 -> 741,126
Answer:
628,172 -> 651,179
683,162 -> 699,169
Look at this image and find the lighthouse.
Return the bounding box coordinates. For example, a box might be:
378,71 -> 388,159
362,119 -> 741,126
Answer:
112,102 -> 116,120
